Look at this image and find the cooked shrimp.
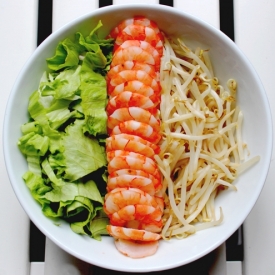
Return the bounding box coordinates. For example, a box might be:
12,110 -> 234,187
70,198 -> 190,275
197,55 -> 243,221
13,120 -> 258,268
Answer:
104,187 -> 160,215
107,174 -> 155,195
132,15 -> 162,35
106,61 -> 159,82
107,107 -> 160,132
107,149 -> 157,165
111,46 -> 158,69
108,156 -> 160,182
115,238 -> 159,258
135,221 -> 163,233
154,195 -> 164,212
109,204 -> 162,225
109,16 -> 162,39
111,217 -> 163,233
122,219 -> 162,233
109,81 -> 160,104
113,40 -> 161,65
114,25 -> 163,56
106,91 -> 158,116
107,152 -> 161,179
111,120 -> 162,144
106,133 -> 160,158
109,168 -> 162,191
106,133 -> 160,153
107,70 -> 160,95
106,225 -> 161,241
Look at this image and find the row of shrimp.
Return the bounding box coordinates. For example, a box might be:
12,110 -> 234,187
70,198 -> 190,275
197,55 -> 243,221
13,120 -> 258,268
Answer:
103,16 -> 165,258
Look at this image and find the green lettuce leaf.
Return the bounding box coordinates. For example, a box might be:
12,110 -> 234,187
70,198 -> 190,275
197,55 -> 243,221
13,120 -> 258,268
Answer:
44,180 -> 103,204
46,38 -> 85,71
21,121 -> 42,135
86,20 -> 114,46
40,66 -> 81,99
26,155 -> 42,176
18,132 -> 49,157
62,119 -> 107,181
23,171 -> 52,205
80,53 -> 108,136
89,209 -> 109,240
46,108 -> 83,130
28,90 -> 47,121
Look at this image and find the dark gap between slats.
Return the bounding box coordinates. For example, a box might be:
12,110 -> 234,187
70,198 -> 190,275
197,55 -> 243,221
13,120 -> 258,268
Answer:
99,0 -> 113,8
30,0 -> 53,262
219,0 -> 235,41
226,226 -> 244,261
37,0 -> 53,46
159,0 -> 173,6
29,221 -> 46,262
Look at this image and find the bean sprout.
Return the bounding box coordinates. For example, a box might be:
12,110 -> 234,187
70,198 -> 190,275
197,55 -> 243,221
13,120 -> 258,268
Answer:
156,36 -> 260,239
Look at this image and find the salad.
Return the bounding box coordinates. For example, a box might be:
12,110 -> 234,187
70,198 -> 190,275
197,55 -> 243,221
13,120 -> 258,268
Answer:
18,21 -> 114,240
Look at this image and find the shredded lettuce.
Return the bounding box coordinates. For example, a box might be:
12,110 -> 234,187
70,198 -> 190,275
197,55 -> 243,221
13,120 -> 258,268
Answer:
80,54 -> 108,136
18,21 -> 114,240
62,120 -> 107,181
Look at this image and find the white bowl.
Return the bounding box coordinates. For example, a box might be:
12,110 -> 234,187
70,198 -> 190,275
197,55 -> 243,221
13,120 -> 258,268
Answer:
3,4 -> 272,272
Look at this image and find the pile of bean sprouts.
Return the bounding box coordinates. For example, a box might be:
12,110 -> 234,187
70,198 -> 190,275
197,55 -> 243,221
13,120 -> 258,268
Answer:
155,36 -> 260,240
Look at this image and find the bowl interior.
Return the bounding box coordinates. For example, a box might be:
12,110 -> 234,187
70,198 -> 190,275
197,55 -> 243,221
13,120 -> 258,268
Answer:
3,4 -> 272,272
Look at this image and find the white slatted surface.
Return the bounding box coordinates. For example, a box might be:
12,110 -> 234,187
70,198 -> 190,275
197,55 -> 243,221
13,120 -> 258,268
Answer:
0,1 -> 37,274
0,0 -> 273,274
234,1 -> 275,274
174,0 -> 219,28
